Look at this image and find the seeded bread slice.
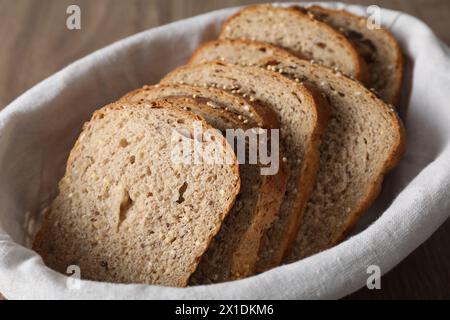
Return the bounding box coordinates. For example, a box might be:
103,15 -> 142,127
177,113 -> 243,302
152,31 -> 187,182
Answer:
120,83 -> 280,129
307,6 -> 403,106
188,39 -> 405,261
161,62 -> 330,270
120,90 -> 289,282
190,39 -> 300,67
33,100 -> 240,287
219,4 -> 368,83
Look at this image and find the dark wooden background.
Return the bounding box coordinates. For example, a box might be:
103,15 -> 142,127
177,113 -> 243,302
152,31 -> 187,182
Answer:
1,0 -> 449,300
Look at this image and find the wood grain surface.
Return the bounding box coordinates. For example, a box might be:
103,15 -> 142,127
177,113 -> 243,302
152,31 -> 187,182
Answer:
0,0 -> 449,300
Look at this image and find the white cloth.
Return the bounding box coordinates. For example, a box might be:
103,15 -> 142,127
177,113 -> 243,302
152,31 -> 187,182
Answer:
1,2 -> 449,300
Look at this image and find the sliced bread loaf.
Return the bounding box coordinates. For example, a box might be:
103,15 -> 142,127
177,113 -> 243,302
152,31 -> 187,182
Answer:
120,90 -> 289,282
161,62 -> 330,270
219,4 -> 368,83
187,39 -> 405,262
307,5 -> 404,105
33,100 -> 240,287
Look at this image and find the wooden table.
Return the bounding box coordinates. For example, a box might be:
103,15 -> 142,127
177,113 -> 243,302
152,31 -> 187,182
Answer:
1,0 -> 449,300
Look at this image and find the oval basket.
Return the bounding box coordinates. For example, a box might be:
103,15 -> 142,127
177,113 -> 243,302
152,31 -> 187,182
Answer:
1,2 -> 450,299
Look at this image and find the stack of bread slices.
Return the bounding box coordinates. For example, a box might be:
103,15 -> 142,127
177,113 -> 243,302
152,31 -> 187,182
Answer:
34,4 -> 406,287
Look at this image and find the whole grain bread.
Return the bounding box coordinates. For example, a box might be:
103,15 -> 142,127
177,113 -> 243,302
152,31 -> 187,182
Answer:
219,4 -> 368,83
161,62 -> 330,270
120,83 -> 280,129
190,39 -> 299,67
33,99 -> 240,287
307,5 -> 404,105
188,39 -> 405,261
121,89 -> 289,282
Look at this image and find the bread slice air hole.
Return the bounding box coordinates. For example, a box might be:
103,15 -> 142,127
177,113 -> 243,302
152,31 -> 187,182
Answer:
117,188 -> 133,231
119,138 -> 129,148
176,182 -> 188,204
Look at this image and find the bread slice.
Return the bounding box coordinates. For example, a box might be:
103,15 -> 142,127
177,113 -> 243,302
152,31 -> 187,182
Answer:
307,5 -> 404,105
120,89 -> 289,282
161,62 -> 330,270
219,4 -> 368,83
120,83 -> 280,129
190,39 -> 299,67
33,99 -> 240,287
188,39 -> 405,261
